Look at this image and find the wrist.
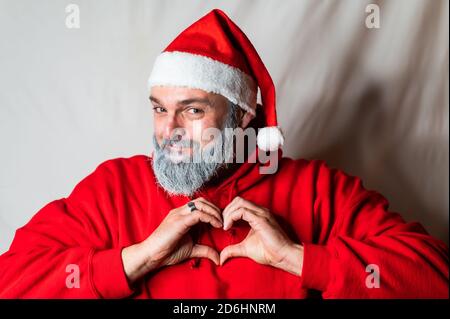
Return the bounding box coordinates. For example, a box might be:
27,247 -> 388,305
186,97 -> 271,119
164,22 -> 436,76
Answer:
140,237 -> 165,272
275,243 -> 304,276
122,241 -> 157,285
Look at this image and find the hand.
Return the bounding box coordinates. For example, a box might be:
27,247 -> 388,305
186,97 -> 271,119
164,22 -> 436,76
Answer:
220,196 -> 304,276
122,197 -> 222,284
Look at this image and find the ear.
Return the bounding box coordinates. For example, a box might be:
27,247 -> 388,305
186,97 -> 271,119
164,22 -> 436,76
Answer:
239,111 -> 255,129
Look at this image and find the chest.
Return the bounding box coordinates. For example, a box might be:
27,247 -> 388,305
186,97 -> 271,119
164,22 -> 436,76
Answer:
126,187 -> 314,298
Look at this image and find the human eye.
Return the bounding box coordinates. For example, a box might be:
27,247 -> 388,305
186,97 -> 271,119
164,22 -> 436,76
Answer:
153,106 -> 167,113
186,107 -> 204,115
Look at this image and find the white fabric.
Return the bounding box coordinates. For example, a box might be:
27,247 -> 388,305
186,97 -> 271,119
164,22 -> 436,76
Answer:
257,126 -> 285,152
148,51 -> 257,116
0,0 -> 448,253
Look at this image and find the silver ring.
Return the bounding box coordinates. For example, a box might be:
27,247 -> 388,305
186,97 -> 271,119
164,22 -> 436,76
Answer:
187,201 -> 197,212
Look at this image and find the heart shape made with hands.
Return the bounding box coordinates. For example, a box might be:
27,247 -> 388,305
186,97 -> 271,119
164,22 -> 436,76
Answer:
191,196 -> 299,269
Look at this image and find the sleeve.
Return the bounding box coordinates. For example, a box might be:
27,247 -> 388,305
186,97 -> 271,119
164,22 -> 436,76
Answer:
0,160 -> 135,298
299,161 -> 449,298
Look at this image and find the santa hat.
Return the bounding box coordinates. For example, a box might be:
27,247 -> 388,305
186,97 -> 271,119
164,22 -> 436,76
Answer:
148,9 -> 284,152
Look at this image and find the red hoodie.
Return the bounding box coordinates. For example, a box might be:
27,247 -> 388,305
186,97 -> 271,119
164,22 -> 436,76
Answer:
0,152 -> 448,298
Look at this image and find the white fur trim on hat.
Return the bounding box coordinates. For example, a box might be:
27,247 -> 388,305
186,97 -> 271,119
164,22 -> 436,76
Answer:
148,51 -> 257,116
257,126 -> 284,152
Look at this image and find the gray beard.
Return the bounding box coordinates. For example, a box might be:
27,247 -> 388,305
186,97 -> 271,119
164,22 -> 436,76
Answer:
151,103 -> 239,196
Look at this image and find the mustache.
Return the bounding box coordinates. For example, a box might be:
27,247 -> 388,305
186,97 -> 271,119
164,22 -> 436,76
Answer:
160,137 -> 200,150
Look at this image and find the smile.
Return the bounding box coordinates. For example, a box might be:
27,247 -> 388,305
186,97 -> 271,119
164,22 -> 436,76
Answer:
167,145 -> 191,152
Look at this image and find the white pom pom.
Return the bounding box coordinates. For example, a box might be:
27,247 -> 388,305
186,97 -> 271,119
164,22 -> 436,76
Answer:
257,126 -> 284,152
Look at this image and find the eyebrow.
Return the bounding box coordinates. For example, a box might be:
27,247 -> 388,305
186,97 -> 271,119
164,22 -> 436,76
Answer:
149,96 -> 212,107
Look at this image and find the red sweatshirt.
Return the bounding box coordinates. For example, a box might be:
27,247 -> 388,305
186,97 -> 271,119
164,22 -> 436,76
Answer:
0,152 -> 448,298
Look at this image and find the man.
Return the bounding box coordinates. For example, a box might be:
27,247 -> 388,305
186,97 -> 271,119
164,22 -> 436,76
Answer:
0,9 -> 448,298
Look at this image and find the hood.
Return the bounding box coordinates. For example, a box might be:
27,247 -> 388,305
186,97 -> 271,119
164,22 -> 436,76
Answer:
191,148 -> 283,206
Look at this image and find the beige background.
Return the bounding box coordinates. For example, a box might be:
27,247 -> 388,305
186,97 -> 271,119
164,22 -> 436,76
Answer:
0,0 -> 448,253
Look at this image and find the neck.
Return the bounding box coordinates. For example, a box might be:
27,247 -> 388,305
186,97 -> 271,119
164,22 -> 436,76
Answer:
201,161 -> 241,188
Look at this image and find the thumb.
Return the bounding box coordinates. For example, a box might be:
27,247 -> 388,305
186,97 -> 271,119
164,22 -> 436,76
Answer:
220,243 -> 246,266
190,244 -> 220,265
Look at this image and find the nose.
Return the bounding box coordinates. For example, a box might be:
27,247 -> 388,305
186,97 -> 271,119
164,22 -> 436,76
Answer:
163,114 -> 184,141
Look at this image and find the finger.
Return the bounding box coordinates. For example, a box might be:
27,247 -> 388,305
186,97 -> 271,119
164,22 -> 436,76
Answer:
238,199 -> 269,217
184,209 -> 223,228
195,197 -> 221,214
220,243 -> 246,265
222,196 -> 241,217
223,197 -> 267,222
182,201 -> 222,226
190,244 -> 220,265
234,197 -> 267,217
192,200 -> 223,223
223,204 -> 247,230
194,202 -> 223,226
223,207 -> 261,230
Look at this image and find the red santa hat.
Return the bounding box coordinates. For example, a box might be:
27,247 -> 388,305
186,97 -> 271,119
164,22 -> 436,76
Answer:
148,9 -> 284,152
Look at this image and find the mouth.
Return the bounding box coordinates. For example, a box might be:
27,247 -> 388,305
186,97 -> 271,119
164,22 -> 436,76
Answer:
163,145 -> 192,163
163,143 -> 195,161
166,144 -> 191,152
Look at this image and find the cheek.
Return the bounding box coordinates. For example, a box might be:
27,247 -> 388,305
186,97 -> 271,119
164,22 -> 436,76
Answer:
153,119 -> 164,138
154,116 -> 192,141
183,121 -> 200,142
193,119 -> 223,146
